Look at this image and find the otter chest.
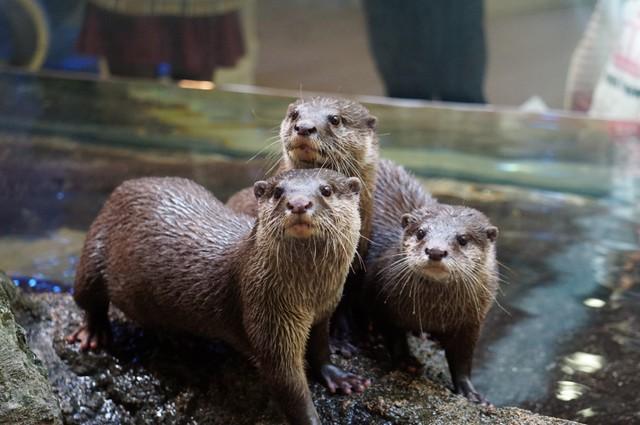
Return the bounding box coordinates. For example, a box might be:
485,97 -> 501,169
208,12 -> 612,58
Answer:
382,283 -> 472,334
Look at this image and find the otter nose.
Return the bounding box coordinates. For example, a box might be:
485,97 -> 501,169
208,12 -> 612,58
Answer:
425,248 -> 448,261
294,123 -> 317,136
287,197 -> 313,214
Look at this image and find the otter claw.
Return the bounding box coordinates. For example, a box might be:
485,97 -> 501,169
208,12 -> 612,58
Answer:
329,339 -> 358,359
456,380 -> 492,407
319,364 -> 370,395
66,325 -> 110,351
460,389 -> 492,407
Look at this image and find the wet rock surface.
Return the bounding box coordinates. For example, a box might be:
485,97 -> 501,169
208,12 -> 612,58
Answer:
14,291 -> 577,425
0,272 -> 62,425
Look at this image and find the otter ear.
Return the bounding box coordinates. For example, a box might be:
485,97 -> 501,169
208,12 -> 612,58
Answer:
346,177 -> 361,194
253,181 -> 268,199
486,226 -> 498,242
366,116 -> 377,130
401,213 -> 417,229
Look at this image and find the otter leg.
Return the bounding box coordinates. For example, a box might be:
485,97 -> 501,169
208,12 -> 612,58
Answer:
307,318 -> 371,395
66,252 -> 111,351
437,326 -> 490,406
329,289 -> 359,358
248,316 -> 321,425
328,313 -> 359,358
377,320 -> 424,374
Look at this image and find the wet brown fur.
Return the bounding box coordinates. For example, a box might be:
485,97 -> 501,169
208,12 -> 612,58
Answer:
364,160 -> 499,404
70,170 -> 362,425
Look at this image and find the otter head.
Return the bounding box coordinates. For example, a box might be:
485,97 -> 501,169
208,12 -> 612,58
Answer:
400,205 -> 498,283
253,169 -> 361,241
280,97 -> 378,174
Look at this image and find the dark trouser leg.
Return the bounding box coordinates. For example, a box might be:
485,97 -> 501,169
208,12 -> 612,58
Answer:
362,0 -> 438,100
362,0 -> 486,103
438,0 -> 486,103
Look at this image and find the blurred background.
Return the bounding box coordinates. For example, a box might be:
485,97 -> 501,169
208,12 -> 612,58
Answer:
1,2 -> 639,424
0,0 -> 606,111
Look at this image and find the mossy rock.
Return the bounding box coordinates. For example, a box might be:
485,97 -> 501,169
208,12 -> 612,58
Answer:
0,271 -> 62,425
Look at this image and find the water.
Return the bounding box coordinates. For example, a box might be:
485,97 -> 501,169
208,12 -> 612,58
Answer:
1,71 -> 638,424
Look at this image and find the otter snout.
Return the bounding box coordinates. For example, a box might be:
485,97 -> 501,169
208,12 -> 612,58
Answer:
287,197 -> 313,214
425,248 -> 448,261
419,246 -> 450,280
287,135 -> 320,164
284,194 -> 315,238
294,122 -> 317,136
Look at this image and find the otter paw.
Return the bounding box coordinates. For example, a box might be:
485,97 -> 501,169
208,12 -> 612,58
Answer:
393,355 -> 424,375
456,381 -> 493,407
66,325 -> 111,351
329,338 -> 358,359
319,364 -> 371,395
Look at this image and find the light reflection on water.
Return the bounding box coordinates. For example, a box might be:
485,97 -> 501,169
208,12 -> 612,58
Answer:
577,407 -> 597,418
472,202 -> 622,406
556,381 -> 588,401
583,298 -> 606,308
562,352 -> 604,374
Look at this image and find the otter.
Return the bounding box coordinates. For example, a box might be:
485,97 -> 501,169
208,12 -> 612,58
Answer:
226,97 -> 379,354
364,160 -> 498,405
226,96 -> 379,262
66,170 -> 370,425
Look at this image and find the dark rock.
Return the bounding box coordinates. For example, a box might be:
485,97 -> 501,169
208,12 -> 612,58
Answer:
0,271 -> 62,425
13,290 -> 578,425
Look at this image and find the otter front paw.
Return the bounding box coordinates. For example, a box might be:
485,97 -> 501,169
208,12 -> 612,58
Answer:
319,364 -> 371,395
66,324 -> 111,351
455,379 -> 492,407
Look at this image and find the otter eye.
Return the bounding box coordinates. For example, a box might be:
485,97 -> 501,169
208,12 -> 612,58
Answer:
273,187 -> 284,200
328,115 -> 341,126
457,234 -> 469,246
320,185 -> 332,197
289,110 -> 299,120
416,229 -> 426,240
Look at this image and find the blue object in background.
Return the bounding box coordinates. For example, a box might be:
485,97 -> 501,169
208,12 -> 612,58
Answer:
11,275 -> 70,294
0,0 -> 99,73
40,0 -> 98,73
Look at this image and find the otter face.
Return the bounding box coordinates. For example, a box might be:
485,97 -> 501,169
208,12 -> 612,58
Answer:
280,97 -> 377,172
400,205 -> 498,283
254,169 -> 361,240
